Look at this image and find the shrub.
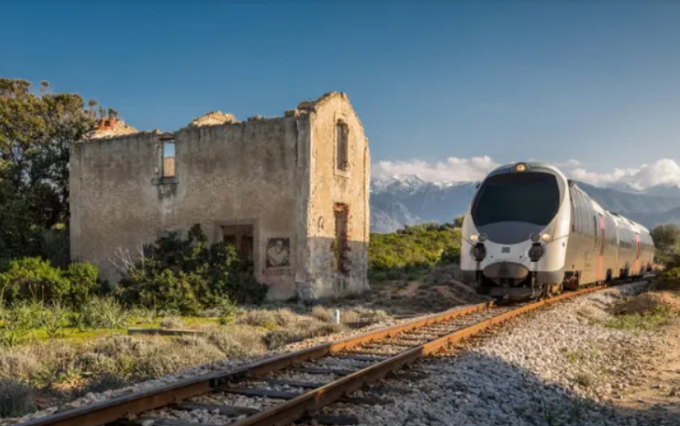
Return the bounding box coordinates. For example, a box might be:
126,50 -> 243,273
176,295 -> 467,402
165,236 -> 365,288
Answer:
264,321 -> 345,350
206,326 -> 267,357
369,225 -> 461,273
0,257 -> 69,304
237,310 -> 279,330
0,378 -> 35,417
75,374 -> 128,397
62,262 -> 101,307
41,303 -> 68,338
74,297 -> 129,330
115,225 -> 268,314
160,317 -> 186,329
652,267 -> 680,291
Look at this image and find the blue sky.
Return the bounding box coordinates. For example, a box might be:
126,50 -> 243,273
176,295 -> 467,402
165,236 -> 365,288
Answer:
2,0 -> 680,186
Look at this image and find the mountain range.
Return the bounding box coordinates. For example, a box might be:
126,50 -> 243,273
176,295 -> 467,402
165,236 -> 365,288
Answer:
370,175 -> 680,233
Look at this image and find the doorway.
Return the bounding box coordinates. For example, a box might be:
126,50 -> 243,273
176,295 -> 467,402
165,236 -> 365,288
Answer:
333,204 -> 350,275
222,224 -> 254,263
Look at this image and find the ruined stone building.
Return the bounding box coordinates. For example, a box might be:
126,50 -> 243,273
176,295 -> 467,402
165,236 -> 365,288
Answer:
69,93 -> 370,300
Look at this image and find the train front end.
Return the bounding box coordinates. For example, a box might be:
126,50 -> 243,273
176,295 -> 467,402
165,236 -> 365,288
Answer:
460,162 -> 571,300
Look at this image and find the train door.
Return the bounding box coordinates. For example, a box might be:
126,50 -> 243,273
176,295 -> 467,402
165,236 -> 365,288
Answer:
597,214 -> 605,281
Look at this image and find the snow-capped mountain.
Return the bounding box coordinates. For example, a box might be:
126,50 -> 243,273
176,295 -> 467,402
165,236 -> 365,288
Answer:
370,176 -> 478,233
369,175 -> 680,233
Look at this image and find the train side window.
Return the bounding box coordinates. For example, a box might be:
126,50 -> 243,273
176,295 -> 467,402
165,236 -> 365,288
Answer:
574,191 -> 583,234
581,195 -> 590,235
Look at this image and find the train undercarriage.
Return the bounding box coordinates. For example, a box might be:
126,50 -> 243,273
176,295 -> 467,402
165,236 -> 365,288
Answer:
474,268 -> 650,302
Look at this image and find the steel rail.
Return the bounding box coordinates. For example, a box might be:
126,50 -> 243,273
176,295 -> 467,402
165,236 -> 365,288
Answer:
17,301 -> 493,426
226,283 -> 611,426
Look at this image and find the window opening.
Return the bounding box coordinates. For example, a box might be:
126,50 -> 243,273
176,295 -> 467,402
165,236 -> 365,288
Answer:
336,121 -> 349,171
163,140 -> 176,178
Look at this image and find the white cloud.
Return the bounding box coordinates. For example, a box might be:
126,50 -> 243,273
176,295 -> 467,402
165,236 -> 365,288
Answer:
373,157 -> 680,190
373,156 -> 499,183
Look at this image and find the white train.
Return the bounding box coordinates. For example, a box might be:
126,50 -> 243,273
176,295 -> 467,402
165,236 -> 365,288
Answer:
460,162 -> 654,299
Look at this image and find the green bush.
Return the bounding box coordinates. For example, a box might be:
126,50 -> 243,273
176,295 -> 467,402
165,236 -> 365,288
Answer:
0,257 -> 69,304
63,263 -> 101,307
74,297 -> 129,330
0,258 -> 102,308
115,224 -> 268,314
369,223 -> 462,273
651,267 -> 680,291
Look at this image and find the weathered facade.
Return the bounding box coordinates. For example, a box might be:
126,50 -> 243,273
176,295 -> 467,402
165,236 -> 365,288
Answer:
70,93 -> 370,300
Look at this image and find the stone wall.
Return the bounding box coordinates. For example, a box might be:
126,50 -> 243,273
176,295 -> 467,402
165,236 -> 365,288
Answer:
70,92 -> 369,300
300,93 -> 370,298
71,115 -> 310,299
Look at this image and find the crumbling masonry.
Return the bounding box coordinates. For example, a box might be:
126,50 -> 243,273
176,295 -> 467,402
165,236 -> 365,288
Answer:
70,92 -> 370,299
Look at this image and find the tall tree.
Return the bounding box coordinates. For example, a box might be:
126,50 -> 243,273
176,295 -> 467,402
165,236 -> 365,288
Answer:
0,78 -> 101,263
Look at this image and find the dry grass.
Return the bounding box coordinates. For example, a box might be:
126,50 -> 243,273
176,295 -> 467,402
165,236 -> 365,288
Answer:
605,291 -> 679,331
610,292 -> 680,316
159,317 -> 188,330
0,378 -> 35,418
0,299 -> 393,419
264,321 -> 346,349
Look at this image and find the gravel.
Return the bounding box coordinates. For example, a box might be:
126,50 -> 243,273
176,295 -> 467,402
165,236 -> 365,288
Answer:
310,281 -> 677,426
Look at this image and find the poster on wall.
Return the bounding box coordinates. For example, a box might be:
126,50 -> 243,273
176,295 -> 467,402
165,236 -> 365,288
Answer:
266,238 -> 290,268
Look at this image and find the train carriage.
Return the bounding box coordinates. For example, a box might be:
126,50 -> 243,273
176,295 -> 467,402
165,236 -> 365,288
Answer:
460,162 -> 654,300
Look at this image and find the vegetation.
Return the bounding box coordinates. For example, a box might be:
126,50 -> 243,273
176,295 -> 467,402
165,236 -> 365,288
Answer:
0,298 -> 388,411
0,79 -> 110,267
651,223 -> 680,266
114,224 -> 268,314
604,305 -> 674,331
368,221 -> 462,282
0,258 -> 101,307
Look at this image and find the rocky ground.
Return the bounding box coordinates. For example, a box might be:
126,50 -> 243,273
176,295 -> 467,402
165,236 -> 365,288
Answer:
305,282 -> 680,426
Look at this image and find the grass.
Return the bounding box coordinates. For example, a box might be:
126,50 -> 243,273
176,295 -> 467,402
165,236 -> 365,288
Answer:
604,306 -> 675,331
0,298 -> 392,417
574,372 -> 596,388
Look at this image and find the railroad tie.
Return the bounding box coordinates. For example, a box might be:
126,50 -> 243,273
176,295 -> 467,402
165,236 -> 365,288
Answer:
365,386 -> 413,395
361,342 -> 415,349
296,414 -> 360,425
172,402 -> 260,416
221,387 -> 300,400
260,378 -> 326,389
345,350 -> 395,357
124,417 -> 226,426
341,396 -> 392,405
292,367 -> 356,376
319,359 -> 369,369
332,354 -> 390,362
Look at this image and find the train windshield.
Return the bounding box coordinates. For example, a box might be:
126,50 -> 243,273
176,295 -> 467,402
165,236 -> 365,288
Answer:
472,172 -> 560,227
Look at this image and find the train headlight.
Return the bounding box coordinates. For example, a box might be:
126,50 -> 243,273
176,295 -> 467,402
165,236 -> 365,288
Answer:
529,243 -> 544,262
469,234 -> 479,242
479,233 -> 488,242
541,233 -> 551,242
472,243 -> 486,262
530,233 -> 540,243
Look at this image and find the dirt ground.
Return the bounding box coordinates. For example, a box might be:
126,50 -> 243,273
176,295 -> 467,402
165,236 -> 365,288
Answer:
614,316 -> 680,422
346,278 -> 487,316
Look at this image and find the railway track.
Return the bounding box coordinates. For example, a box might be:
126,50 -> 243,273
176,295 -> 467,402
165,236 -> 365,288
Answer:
17,282 -> 641,426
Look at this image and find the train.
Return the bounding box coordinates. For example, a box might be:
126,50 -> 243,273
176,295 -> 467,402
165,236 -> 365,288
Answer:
460,162 -> 655,300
